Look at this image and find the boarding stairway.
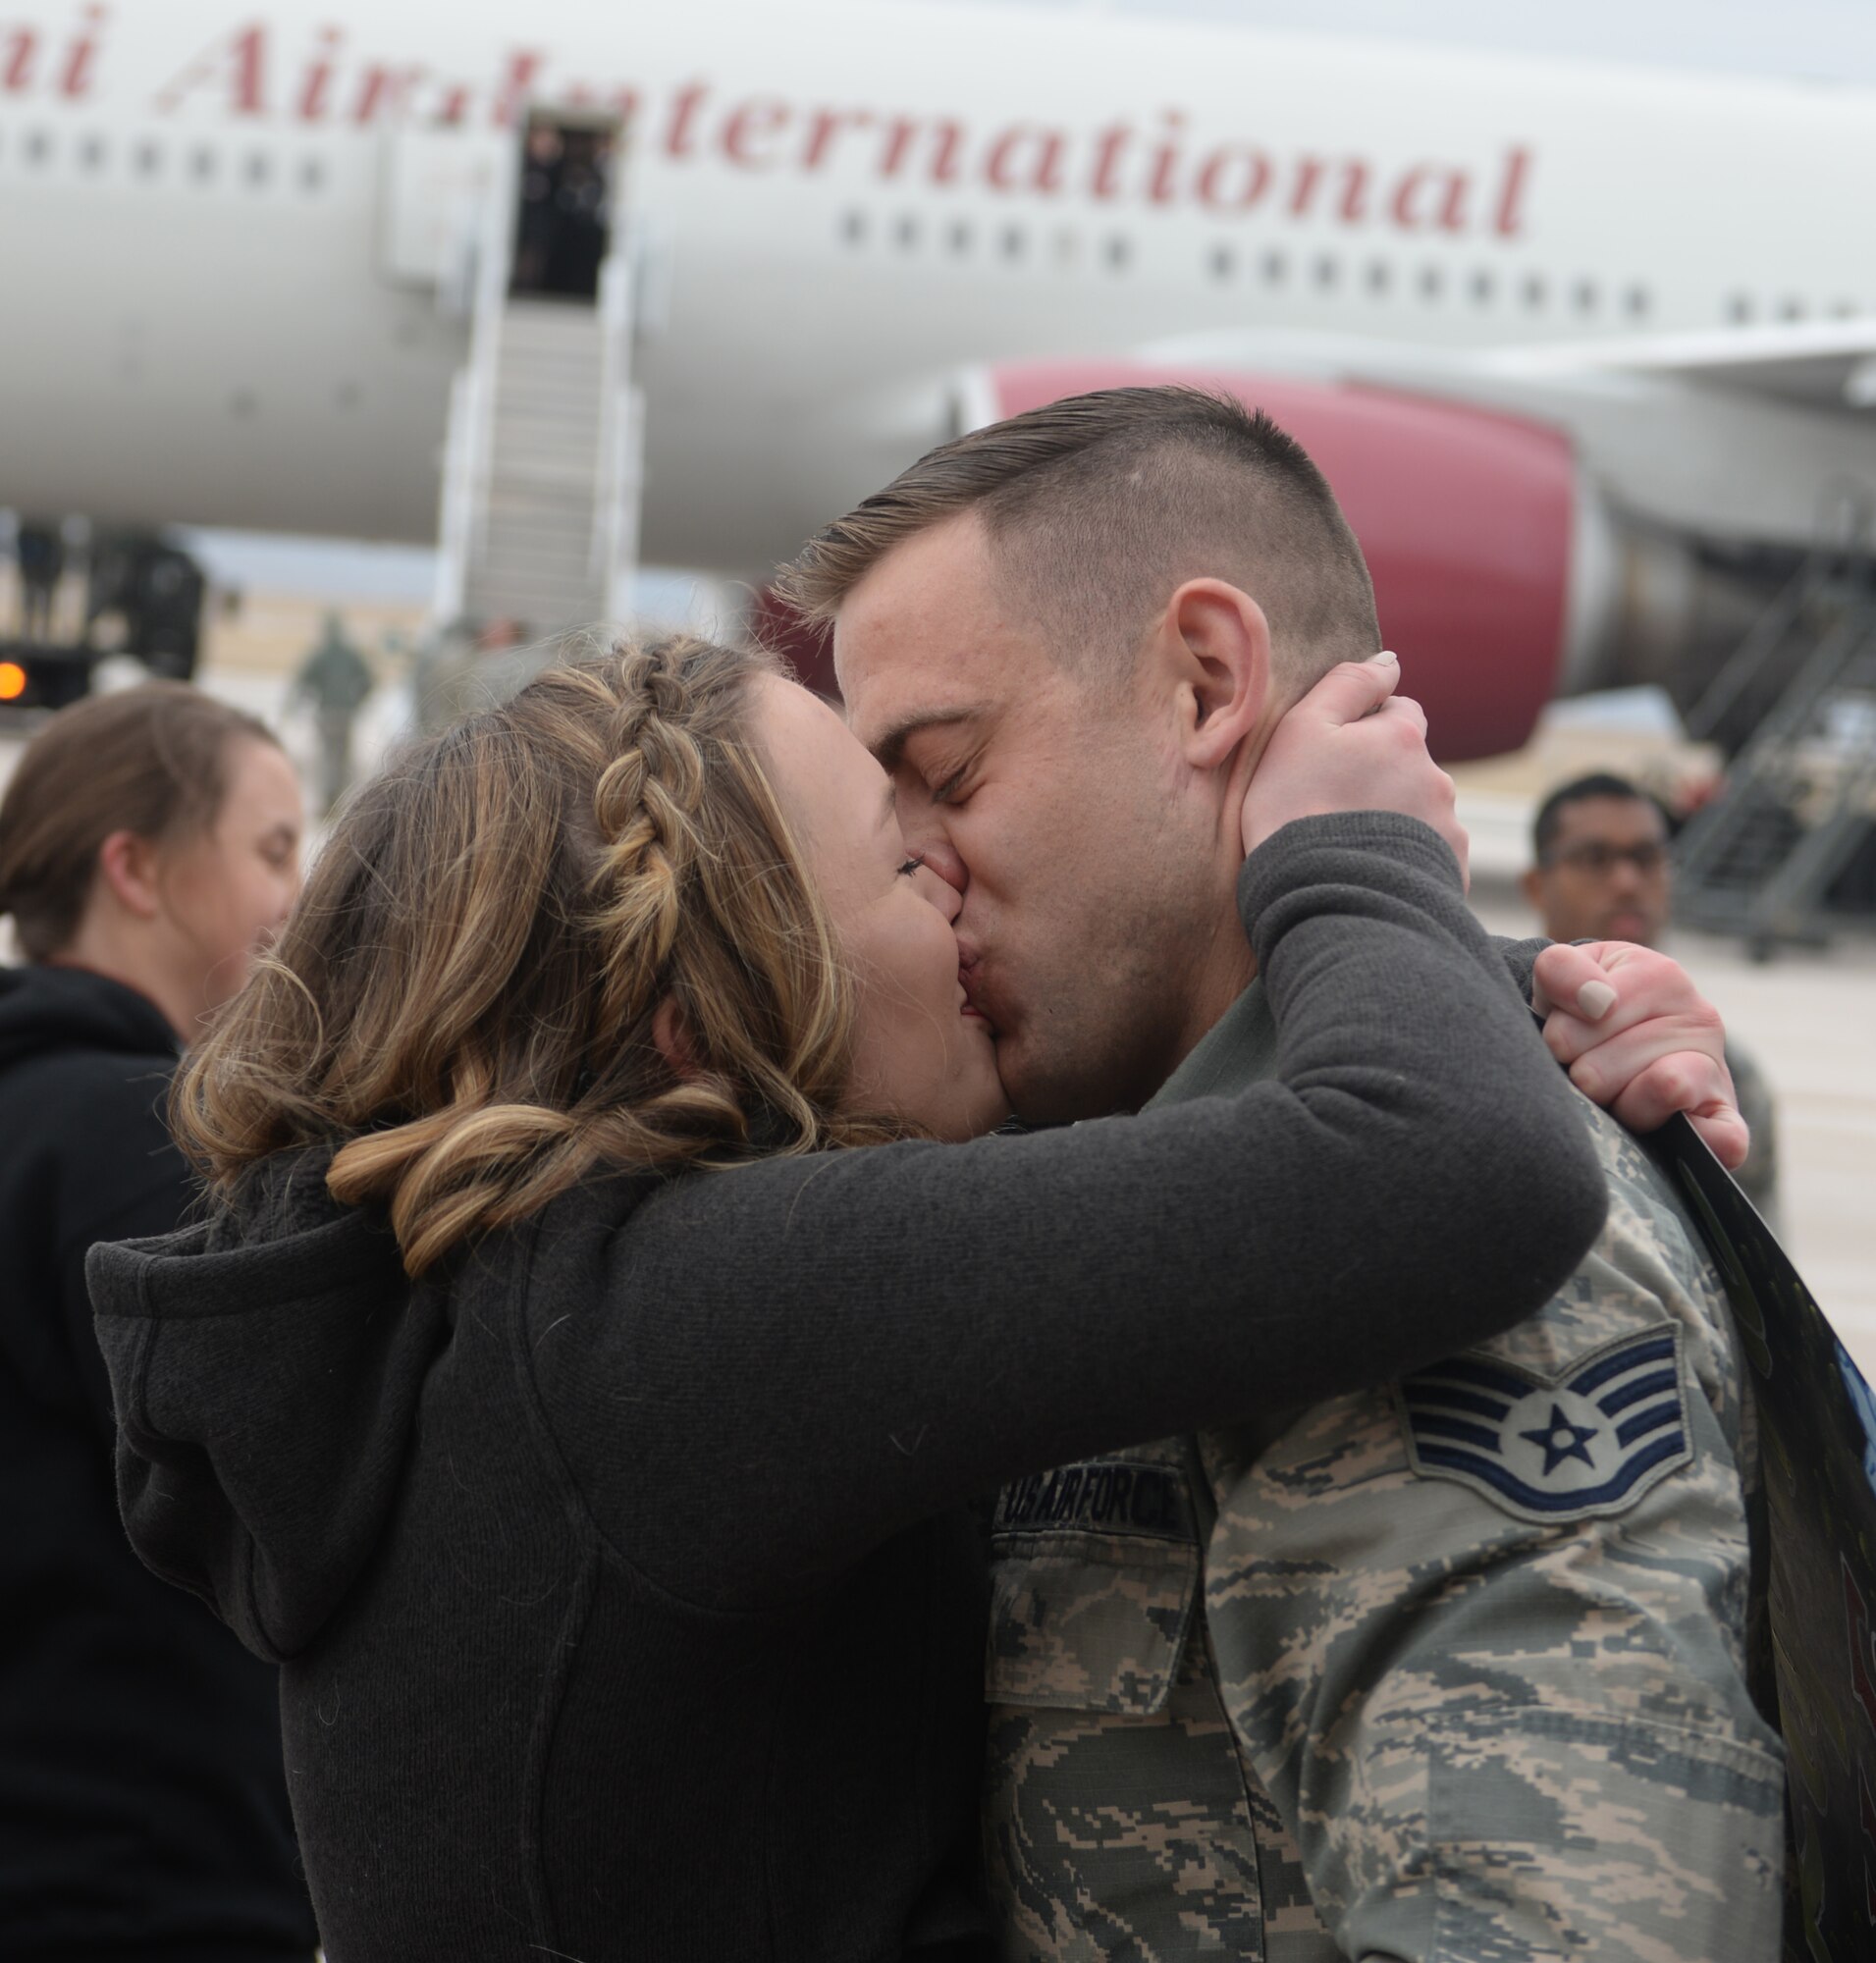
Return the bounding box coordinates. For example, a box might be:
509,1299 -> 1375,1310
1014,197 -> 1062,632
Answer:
1673,544 -> 1876,955
433,128 -> 643,640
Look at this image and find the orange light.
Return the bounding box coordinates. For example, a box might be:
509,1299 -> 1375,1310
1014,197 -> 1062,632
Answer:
0,662 -> 27,702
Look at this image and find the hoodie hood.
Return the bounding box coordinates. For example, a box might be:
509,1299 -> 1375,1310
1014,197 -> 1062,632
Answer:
86,1149 -> 438,1663
0,963 -> 178,1075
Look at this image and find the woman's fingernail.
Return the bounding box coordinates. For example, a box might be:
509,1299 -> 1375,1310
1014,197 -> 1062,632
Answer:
1578,980 -> 1618,1021
1369,649 -> 1399,664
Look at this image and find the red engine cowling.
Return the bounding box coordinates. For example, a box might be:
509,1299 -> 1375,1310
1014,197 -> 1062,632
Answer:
969,360 -> 1582,763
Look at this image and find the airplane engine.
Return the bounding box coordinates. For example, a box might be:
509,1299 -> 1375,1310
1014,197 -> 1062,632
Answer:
958,360 -> 1600,764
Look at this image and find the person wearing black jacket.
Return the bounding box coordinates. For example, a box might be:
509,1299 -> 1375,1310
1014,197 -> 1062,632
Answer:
0,683 -> 312,1960
86,641 -> 1733,1962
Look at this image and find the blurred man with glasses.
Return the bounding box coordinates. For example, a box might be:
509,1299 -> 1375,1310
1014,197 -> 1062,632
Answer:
1524,770 -> 1781,1224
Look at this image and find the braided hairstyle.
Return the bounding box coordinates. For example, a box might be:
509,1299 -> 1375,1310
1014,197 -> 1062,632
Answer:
175,636 -> 901,1276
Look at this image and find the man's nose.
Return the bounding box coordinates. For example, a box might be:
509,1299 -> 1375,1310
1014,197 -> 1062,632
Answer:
914,861 -> 964,923
904,828 -> 968,899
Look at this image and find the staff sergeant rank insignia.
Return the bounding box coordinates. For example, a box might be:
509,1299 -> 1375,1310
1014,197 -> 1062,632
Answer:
1396,1326 -> 1692,1523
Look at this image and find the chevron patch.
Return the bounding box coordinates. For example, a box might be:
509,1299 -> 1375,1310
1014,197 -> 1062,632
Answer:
1396,1327 -> 1692,1524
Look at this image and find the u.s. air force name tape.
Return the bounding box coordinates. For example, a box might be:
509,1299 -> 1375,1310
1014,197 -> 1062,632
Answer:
1395,1326 -> 1691,1524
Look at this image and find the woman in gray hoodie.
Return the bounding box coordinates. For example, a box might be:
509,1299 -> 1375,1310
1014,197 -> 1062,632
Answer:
88,638 -> 1611,1963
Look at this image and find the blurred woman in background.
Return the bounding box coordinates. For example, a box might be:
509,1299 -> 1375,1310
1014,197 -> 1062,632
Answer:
0,682 -> 313,1961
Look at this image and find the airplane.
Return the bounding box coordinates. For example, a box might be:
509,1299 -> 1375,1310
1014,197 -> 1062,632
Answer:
1,0 -> 1873,756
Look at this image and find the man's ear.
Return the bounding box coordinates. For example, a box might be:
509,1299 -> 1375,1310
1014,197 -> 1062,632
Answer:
95,829 -> 164,923
652,996 -> 698,1079
1519,866 -> 1546,920
1152,579 -> 1273,771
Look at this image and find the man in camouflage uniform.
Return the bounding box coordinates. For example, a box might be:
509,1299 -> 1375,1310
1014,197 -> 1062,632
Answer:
793,385 -> 1783,1960
985,979 -> 1784,1960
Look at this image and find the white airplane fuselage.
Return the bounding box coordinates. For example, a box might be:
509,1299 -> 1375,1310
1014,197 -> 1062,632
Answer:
1,0 -> 1871,573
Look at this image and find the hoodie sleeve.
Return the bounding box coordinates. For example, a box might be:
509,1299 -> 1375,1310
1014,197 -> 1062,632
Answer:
535,813 -> 1610,1608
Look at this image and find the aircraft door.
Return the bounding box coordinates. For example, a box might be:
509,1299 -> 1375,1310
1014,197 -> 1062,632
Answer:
510,113 -> 617,303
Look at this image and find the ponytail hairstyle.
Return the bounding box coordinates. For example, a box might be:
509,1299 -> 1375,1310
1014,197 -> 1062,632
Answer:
0,682 -> 280,962
174,636 -> 903,1276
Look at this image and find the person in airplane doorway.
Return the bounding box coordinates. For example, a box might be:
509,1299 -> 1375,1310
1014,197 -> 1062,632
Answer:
783,385 -> 1786,1963
0,683 -> 313,1960
88,635 -> 1733,1963
1524,769 -> 1782,1231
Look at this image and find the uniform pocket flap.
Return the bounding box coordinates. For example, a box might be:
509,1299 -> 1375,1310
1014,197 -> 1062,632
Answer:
985,1497 -> 1202,1720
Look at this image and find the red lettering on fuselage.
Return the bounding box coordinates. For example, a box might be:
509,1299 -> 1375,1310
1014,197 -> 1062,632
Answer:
1290,155 -> 1370,223
351,62 -> 425,125
985,124 -> 1065,195
878,113 -> 963,184
295,25 -> 342,122
1195,142 -> 1270,211
60,3 -> 103,97
1088,121 -> 1131,199
2,26 -> 34,93
800,105 -> 874,169
1390,162 -> 1471,232
722,97 -> 791,168
1493,143 -> 1534,237
154,21 -> 267,117
1146,107 -> 1185,202
110,25 -> 1540,243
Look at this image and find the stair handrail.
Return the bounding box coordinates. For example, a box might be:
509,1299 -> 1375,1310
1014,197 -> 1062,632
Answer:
592,242 -> 645,627
432,133 -> 519,625
1683,484 -> 1875,745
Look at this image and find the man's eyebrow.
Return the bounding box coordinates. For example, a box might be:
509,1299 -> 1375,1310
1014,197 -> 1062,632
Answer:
868,705 -> 989,775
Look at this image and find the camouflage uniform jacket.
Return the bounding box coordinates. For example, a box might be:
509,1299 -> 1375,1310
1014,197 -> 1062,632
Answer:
983,982 -> 1786,1962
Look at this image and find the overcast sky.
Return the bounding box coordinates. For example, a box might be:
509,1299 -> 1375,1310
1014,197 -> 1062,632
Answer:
962,0 -> 1876,86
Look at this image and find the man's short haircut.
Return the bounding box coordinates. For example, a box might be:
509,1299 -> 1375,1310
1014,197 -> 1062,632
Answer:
1531,770 -> 1669,863
778,385 -> 1381,692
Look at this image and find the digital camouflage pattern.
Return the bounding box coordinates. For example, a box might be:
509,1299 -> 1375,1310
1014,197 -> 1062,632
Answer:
983,978 -> 1785,1962
1203,1093 -> 1785,1961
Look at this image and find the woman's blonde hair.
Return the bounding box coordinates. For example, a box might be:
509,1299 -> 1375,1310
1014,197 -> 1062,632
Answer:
175,636 -> 899,1275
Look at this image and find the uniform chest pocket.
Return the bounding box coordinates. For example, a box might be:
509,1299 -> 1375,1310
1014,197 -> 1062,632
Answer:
985,1454 -> 1204,1718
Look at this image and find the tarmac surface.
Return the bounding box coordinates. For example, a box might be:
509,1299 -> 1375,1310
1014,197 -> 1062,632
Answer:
3,593 -> 1871,1379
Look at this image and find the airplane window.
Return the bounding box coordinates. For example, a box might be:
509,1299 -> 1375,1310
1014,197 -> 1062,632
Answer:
1105,235 -> 1130,270
1209,245 -> 1234,281
894,214 -> 919,249
1624,284 -> 1650,318
1000,225 -> 1024,260
1573,278 -> 1597,312
1052,228 -> 1078,267
1419,265 -> 1443,301
300,157 -> 324,192
1262,249 -> 1286,285
1833,298 -> 1861,318
1470,269 -> 1494,305
80,135 -> 106,172
947,219 -> 971,255
134,140 -> 161,178
1778,296 -> 1805,321
1523,273 -> 1546,309
839,208 -> 865,244
245,152 -> 271,188
1727,293 -> 1753,324
25,130 -> 51,166
1367,260 -> 1391,295
190,146 -> 216,183
1314,254 -> 1338,290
